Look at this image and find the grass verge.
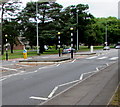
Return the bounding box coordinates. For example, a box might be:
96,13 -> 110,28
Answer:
0,46 -> 114,60
110,86 -> 120,106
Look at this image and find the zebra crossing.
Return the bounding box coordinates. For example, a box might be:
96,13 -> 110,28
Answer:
86,56 -> 118,60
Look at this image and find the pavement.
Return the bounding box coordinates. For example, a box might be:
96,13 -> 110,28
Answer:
39,62 -> 119,105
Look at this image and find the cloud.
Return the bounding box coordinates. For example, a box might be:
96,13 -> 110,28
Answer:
56,0 -> 119,18
19,0 -> 119,18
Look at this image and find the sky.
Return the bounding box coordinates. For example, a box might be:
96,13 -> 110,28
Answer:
20,0 -> 119,18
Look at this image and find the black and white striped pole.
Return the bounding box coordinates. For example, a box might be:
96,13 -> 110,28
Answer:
5,34 -> 8,61
70,27 -> 74,59
58,32 -> 61,57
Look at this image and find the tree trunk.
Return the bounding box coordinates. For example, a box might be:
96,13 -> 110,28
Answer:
1,3 -> 5,55
10,44 -> 14,53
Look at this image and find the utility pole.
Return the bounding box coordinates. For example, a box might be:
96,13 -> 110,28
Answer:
76,10 -> 79,51
105,25 -> 108,46
36,1 -> 39,54
70,27 -> 74,59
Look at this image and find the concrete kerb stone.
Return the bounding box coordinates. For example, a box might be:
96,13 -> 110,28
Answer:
19,57 -> 71,64
75,52 -> 96,56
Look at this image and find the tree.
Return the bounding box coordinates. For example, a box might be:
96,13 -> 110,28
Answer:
93,17 -> 120,45
18,1 -> 63,53
1,1 -> 22,54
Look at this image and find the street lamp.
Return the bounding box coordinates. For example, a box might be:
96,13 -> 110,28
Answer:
5,34 -> 8,60
36,1 -> 39,54
70,27 -> 74,59
105,25 -> 108,46
58,32 -> 61,57
76,10 -> 79,51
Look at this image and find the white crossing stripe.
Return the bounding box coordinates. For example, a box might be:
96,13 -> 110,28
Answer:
86,56 -> 98,59
0,67 -> 18,71
30,96 -> 48,101
98,56 -> 107,59
109,57 -> 118,60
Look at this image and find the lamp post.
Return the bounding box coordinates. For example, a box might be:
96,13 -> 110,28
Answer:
58,32 -> 61,57
36,1 -> 39,54
76,10 -> 79,51
105,25 -> 108,46
5,34 -> 8,60
70,27 -> 74,59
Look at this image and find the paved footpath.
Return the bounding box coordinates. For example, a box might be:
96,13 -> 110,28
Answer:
40,63 -> 119,105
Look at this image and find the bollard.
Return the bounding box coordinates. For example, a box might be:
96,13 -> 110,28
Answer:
23,49 -> 27,59
90,46 -> 93,53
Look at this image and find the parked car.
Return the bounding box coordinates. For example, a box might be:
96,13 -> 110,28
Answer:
103,46 -> 110,50
62,47 -> 76,54
115,45 -> 120,49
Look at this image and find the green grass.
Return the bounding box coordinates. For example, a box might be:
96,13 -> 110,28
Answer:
110,86 -> 120,106
78,46 -> 104,52
0,45 -> 114,60
0,49 -> 61,60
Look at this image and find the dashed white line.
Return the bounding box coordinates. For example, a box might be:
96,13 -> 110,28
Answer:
0,67 -> 18,71
30,96 -> 48,101
58,80 -> 79,87
106,63 -> 109,66
56,64 -> 60,66
109,57 -> 118,60
48,86 -> 58,98
79,74 -> 83,80
0,78 -> 7,82
96,67 -> 99,71
70,59 -> 76,63
86,56 -> 98,59
98,56 -> 107,59
34,70 -> 38,72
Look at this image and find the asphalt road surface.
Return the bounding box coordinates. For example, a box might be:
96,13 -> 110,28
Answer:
1,49 -> 119,105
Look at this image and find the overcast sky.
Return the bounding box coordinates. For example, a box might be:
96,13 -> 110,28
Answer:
21,0 -> 119,18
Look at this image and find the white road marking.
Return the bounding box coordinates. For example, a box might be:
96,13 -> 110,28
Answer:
109,57 -> 118,60
96,67 -> 99,71
0,78 -> 7,81
1,71 -> 25,79
48,86 -> 58,98
34,70 -> 38,72
38,64 -> 57,70
56,64 -> 60,66
86,56 -> 98,59
30,96 -> 48,101
79,74 -> 83,80
0,67 -> 18,71
70,59 -> 76,63
98,56 -> 107,59
29,69 -> 100,101
106,63 -> 109,66
58,80 -> 79,87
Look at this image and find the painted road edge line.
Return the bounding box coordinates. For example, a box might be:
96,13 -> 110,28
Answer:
48,86 -> 58,98
40,71 -> 99,105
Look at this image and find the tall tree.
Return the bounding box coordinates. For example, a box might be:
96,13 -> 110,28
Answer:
1,1 -> 22,54
18,1 -> 63,53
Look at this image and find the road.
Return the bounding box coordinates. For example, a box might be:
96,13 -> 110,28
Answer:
1,49 -> 119,105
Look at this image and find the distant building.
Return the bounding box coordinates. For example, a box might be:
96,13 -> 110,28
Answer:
13,37 -> 25,50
